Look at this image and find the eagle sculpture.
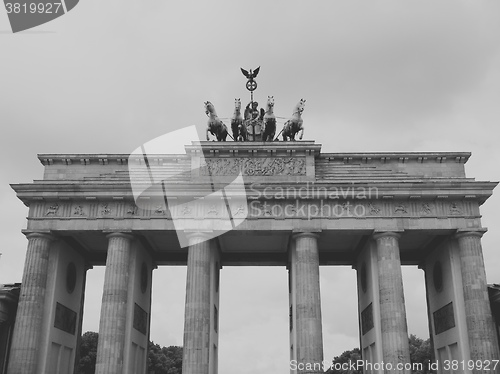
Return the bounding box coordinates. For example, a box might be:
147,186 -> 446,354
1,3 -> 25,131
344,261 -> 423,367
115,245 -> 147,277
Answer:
240,66 -> 260,81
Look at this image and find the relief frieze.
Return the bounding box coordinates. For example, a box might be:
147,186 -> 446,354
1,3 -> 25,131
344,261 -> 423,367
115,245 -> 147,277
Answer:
231,205 -> 247,217
100,203 -> 111,215
394,204 -> 408,214
420,203 -> 433,215
200,157 -> 306,176
30,198 -> 474,221
449,201 -> 462,215
126,204 -> 138,215
367,203 -> 381,215
153,205 -> 165,215
207,204 -> 219,216
181,205 -> 192,216
45,204 -> 59,216
73,205 -> 85,216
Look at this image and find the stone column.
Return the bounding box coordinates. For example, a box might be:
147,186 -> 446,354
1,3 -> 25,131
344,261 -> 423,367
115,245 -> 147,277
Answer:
182,233 -> 212,374
456,230 -> 500,370
96,232 -> 134,374
293,232 -> 323,374
373,232 -> 411,373
7,231 -> 54,374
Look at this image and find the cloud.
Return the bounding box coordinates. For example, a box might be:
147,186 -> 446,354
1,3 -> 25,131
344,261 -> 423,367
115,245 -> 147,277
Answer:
2,2 -> 500,374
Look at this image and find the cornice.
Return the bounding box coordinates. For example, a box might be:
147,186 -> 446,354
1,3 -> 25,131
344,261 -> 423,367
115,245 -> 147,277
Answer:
318,152 -> 471,164
13,181 -> 491,195
38,153 -> 189,166
37,151 -> 472,165
10,149 -> 492,207
11,180 -> 498,200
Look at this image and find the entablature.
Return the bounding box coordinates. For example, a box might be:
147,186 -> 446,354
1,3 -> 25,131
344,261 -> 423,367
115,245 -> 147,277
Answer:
11,179 -> 498,207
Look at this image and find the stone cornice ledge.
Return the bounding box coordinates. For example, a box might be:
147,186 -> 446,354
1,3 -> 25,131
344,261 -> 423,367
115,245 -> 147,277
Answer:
10,181 -> 497,207
38,153 -> 188,166
37,150 -> 471,165
319,152 -> 471,164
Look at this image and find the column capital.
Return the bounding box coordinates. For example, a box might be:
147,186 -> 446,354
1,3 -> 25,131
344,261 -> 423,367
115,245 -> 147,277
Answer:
104,231 -> 134,241
292,230 -> 321,241
455,228 -> 487,240
184,230 -> 213,242
21,230 -> 55,241
372,230 -> 402,241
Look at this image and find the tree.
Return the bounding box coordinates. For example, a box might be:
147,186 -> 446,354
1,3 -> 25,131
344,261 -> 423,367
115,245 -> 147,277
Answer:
147,342 -> 183,374
408,334 -> 433,374
76,332 -> 183,374
325,348 -> 362,374
326,335 -> 433,374
77,331 -> 98,374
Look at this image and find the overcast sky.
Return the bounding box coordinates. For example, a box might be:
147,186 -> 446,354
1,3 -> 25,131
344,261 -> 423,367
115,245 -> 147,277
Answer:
1,1 -> 500,373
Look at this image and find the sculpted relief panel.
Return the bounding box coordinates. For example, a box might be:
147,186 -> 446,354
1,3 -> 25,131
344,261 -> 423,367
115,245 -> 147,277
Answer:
29,199 -> 477,221
200,157 -> 306,176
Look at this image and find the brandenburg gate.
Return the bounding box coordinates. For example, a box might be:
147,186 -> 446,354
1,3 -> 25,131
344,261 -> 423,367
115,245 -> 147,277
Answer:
7,137 -> 500,373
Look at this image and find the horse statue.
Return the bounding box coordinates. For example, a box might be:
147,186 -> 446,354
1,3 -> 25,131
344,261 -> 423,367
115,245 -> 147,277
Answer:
205,101 -> 228,141
282,99 -> 306,141
231,98 -> 248,141
262,96 -> 276,142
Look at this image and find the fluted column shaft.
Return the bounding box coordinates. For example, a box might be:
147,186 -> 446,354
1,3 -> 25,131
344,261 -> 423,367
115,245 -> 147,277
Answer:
182,234 -> 212,374
293,233 -> 323,374
7,232 -> 53,374
96,233 -> 133,374
374,232 -> 410,373
456,231 -> 500,372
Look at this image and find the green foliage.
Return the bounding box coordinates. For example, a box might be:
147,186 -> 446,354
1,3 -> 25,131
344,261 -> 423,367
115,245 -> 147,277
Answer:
147,342 -> 183,374
409,334 -> 433,374
325,347 -> 362,374
77,331 -> 434,374
76,332 -> 183,374
77,331 -> 98,374
326,335 -> 433,374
